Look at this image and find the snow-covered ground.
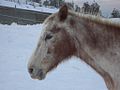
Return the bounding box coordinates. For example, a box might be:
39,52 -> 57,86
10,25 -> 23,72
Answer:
0,0 -> 58,13
0,23 -> 107,90
109,18 -> 120,23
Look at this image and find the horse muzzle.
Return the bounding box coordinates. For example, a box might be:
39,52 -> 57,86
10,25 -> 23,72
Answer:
28,67 -> 46,80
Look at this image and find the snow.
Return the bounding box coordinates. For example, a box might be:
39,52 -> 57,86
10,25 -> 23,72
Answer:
0,0 -> 58,13
0,23 -> 107,90
109,18 -> 120,23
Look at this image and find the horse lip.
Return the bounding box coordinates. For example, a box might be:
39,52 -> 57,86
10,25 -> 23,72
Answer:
30,72 -> 46,80
37,73 -> 46,80
37,75 -> 45,80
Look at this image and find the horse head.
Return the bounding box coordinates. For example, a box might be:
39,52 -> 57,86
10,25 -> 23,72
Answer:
28,5 -> 76,80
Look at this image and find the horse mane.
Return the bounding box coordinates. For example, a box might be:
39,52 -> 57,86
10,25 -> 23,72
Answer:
68,10 -> 120,28
44,10 -> 120,29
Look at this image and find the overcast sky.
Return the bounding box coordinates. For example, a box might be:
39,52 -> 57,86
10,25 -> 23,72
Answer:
65,0 -> 120,16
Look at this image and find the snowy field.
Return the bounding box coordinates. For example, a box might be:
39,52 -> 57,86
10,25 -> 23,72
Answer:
0,23 -> 108,90
0,0 -> 58,13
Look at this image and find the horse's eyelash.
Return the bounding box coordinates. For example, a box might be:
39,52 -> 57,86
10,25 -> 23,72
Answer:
45,34 -> 53,41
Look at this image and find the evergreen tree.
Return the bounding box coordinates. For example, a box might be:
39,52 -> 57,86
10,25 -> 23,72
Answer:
39,0 -> 42,7
111,8 -> 120,18
43,0 -> 49,7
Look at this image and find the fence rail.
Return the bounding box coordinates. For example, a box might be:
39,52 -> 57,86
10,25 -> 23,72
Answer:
0,6 -> 51,24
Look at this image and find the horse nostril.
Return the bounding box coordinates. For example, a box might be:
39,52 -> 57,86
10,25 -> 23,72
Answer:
38,69 -> 43,77
28,68 -> 34,74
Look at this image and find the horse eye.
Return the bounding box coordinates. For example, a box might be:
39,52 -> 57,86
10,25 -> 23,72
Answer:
45,34 -> 53,41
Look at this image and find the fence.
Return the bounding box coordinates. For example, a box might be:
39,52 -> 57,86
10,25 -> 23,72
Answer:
0,6 -> 51,25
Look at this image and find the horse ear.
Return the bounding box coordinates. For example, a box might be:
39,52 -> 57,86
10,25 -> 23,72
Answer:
58,4 -> 68,21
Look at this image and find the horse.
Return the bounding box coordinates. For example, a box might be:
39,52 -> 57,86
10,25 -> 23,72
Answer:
28,5 -> 120,90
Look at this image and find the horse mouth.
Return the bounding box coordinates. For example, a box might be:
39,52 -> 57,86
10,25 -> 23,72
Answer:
30,73 -> 46,80
28,68 -> 46,80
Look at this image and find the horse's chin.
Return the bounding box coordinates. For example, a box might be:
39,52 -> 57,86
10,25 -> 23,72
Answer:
30,73 -> 46,80
37,75 -> 46,80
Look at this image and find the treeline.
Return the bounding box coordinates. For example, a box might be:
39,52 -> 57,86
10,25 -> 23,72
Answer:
5,0 -> 120,18
42,0 -> 65,8
80,1 -> 101,16
42,1 -> 101,16
6,0 -> 65,8
29,0 -> 65,8
111,8 -> 120,18
5,0 -> 101,16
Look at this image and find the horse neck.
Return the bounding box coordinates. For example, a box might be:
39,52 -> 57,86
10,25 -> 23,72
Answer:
70,16 -> 119,90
